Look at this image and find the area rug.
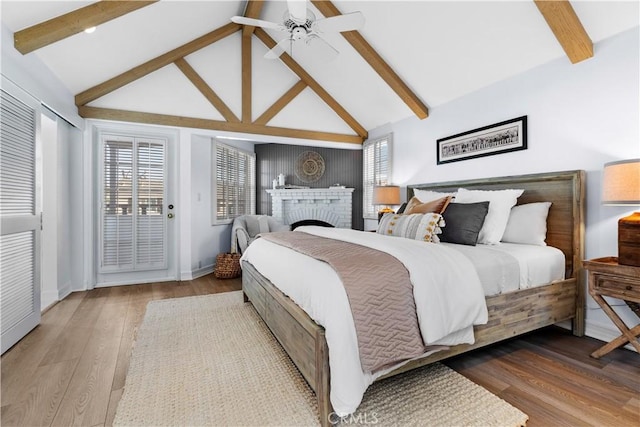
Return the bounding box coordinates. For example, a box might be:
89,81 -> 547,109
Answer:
114,291 -> 528,426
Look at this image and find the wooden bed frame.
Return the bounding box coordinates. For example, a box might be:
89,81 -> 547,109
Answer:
242,170 -> 585,426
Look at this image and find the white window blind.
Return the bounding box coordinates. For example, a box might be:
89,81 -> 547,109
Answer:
214,141 -> 255,223
101,136 -> 166,272
363,134 -> 392,219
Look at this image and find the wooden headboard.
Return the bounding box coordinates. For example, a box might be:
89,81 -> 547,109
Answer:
408,170 -> 585,280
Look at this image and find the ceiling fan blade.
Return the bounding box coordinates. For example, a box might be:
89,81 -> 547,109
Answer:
306,35 -> 339,62
314,12 -> 365,33
287,0 -> 308,23
231,16 -> 285,31
265,37 -> 293,59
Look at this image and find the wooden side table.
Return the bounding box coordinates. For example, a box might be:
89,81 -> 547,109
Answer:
584,257 -> 640,358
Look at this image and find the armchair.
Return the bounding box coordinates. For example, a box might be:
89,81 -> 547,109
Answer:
231,215 -> 290,254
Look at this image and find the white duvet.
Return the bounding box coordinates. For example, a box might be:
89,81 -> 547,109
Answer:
241,226 -> 488,416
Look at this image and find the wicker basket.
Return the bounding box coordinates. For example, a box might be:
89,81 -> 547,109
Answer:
213,253 -> 241,279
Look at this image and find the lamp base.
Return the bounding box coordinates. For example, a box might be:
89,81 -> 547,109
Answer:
619,211 -> 640,266
377,207 -> 394,222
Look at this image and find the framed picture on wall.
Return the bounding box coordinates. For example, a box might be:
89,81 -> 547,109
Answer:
436,116 -> 527,165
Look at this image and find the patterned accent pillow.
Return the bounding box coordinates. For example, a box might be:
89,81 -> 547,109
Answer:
405,195 -> 452,215
376,213 -> 445,243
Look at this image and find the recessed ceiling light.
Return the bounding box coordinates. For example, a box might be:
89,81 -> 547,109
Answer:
84,27 -> 96,34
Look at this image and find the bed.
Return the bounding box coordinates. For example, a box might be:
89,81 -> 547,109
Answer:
241,170 -> 585,426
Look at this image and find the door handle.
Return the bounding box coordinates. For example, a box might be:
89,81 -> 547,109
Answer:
168,213 -> 174,219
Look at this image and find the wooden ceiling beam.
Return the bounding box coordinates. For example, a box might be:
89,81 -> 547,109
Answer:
243,0 -> 265,35
14,1 -> 158,55
240,1 -> 265,122
75,22 -> 241,106
254,28 -> 368,139
174,58 -> 239,123
242,32 -> 252,123
254,80 -> 308,126
534,0 -> 593,64
78,106 -> 364,144
311,0 -> 429,120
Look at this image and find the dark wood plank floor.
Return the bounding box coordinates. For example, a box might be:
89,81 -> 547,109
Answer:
1,274 -> 638,426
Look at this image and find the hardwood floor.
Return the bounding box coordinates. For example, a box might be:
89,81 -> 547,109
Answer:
2,275 -> 638,426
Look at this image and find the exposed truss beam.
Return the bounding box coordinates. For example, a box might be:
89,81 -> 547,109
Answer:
534,0 -> 593,64
243,0 -> 264,35
254,81 -> 308,126
14,1 -> 157,55
78,106 -> 364,144
242,32 -> 252,123
241,1 -> 264,122
174,58 -> 239,123
75,22 -> 241,106
311,0 -> 429,120
254,28 -> 368,139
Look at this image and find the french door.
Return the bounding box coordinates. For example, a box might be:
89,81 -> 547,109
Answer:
97,133 -> 175,285
0,87 -> 41,354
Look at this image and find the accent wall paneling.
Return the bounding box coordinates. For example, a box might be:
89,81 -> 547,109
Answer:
255,144 -> 363,230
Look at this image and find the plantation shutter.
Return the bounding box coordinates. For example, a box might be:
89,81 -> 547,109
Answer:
102,138 -> 134,269
101,136 -> 166,272
0,88 -> 41,354
214,141 -> 255,222
136,140 -> 166,268
363,134 -> 392,219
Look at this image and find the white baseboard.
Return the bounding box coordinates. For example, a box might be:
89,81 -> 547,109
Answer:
586,319 -> 638,353
58,281 -> 72,301
191,264 -> 214,280
41,289 -> 59,311
180,271 -> 194,281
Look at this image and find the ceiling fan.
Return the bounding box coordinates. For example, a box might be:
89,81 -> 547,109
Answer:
231,0 -> 365,61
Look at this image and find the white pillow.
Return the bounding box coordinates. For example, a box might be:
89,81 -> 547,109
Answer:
502,202 -> 552,246
454,188 -> 524,244
413,189 -> 457,203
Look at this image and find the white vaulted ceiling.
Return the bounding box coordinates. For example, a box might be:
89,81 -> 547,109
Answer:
1,1 -> 638,145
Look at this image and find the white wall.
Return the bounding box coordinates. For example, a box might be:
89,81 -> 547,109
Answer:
368,27 -> 640,343
186,134 -> 255,280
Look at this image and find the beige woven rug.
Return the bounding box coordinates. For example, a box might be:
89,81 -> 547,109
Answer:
114,291 -> 528,426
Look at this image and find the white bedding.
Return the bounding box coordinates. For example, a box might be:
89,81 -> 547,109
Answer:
241,226 -> 488,416
440,242 -> 565,295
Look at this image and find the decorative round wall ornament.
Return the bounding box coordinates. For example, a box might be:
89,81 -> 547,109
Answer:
295,151 -> 325,183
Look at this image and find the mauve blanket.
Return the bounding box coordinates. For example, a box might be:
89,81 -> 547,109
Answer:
261,231 -> 426,372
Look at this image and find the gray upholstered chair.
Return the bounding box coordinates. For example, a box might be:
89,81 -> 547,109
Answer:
231,215 -> 290,254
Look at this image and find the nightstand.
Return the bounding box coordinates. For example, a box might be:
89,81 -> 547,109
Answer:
584,257 -> 640,358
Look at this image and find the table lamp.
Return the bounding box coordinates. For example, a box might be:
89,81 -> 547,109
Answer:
373,185 -> 401,220
602,159 -> 640,266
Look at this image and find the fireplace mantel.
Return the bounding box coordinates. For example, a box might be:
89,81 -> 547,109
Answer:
266,188 -> 354,228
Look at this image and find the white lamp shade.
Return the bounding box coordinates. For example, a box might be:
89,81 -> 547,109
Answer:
373,185 -> 401,205
602,159 -> 640,205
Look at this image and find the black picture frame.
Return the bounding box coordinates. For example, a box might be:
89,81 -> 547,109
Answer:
436,116 -> 527,165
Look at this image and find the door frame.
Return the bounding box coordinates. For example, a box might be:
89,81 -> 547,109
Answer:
88,121 -> 179,288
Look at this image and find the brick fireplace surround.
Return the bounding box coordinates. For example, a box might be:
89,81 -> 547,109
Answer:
266,188 -> 354,229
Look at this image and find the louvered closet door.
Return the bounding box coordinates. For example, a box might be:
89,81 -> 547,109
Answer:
0,89 -> 41,354
100,136 -> 167,273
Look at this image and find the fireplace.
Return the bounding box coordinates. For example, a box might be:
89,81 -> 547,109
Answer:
266,188 -> 354,229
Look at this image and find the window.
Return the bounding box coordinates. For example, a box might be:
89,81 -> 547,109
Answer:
213,140 -> 256,223
363,134 -> 392,219
100,135 -> 167,272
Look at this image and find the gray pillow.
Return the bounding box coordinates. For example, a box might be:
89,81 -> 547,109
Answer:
439,202 -> 490,246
